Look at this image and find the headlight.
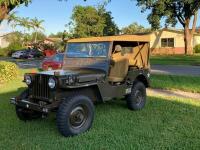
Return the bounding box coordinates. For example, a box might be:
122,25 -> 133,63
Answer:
68,76 -> 73,84
25,75 -> 32,85
48,77 -> 56,89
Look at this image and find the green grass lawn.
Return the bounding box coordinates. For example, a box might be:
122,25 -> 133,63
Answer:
150,55 -> 200,65
151,74 -> 200,93
0,70 -> 200,149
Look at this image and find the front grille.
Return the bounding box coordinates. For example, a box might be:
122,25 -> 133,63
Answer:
31,74 -> 50,99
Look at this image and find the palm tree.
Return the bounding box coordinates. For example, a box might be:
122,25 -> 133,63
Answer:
30,17 -> 44,43
5,13 -> 32,46
7,15 -> 31,32
20,17 -> 32,30
7,11 -> 19,30
16,17 -> 32,46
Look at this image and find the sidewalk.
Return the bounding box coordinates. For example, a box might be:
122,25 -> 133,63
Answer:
147,88 -> 200,100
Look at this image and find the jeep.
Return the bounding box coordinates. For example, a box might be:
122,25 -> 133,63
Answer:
10,35 -> 150,137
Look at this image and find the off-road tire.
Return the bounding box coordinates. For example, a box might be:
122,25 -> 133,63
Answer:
56,95 -> 95,137
15,89 -> 42,121
126,81 -> 146,110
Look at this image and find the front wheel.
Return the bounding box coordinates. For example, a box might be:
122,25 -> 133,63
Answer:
126,81 -> 146,110
56,95 -> 95,137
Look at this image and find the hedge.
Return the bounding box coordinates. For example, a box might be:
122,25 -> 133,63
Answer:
0,42 -> 24,57
194,44 -> 200,53
0,61 -> 19,84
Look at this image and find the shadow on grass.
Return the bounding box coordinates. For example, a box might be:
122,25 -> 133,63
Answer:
0,88 -> 200,149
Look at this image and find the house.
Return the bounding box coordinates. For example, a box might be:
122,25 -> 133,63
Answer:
148,28 -> 200,55
0,34 -> 9,48
43,38 -> 62,45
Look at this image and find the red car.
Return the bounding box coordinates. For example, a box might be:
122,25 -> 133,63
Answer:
43,49 -> 57,57
42,53 -> 64,70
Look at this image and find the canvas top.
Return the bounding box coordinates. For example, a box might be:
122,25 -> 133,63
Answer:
67,35 -> 150,43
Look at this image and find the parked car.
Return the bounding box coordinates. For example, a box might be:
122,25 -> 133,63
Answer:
27,49 -> 44,58
11,49 -> 43,59
10,35 -> 150,137
42,53 -> 64,70
11,50 -> 28,59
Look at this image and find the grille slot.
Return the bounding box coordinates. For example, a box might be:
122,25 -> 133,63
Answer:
32,75 -> 50,99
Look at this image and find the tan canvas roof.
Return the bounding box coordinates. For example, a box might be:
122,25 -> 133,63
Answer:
68,35 -> 150,43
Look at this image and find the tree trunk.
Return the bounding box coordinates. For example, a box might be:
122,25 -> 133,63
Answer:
184,26 -> 193,55
0,4 -> 8,21
183,12 -> 198,55
184,18 -> 193,55
35,31 -> 38,43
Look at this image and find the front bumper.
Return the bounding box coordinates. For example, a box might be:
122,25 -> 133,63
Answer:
10,98 -> 49,113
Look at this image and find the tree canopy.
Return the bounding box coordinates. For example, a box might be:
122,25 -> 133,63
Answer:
70,5 -> 119,38
121,22 -> 151,34
137,0 -> 200,29
97,5 -> 119,36
0,0 -> 31,22
49,32 -> 65,38
49,31 -> 71,39
136,0 -> 200,54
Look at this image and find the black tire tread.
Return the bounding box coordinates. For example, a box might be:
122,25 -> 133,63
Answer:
56,94 -> 94,137
126,81 -> 146,111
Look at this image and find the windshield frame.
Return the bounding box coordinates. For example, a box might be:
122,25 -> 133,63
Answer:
65,41 -> 111,58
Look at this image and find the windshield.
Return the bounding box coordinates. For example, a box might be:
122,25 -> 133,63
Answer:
66,42 -> 110,58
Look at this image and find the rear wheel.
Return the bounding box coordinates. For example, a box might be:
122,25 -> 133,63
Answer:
15,90 -> 42,121
19,55 -> 23,59
126,81 -> 146,110
56,95 -> 94,137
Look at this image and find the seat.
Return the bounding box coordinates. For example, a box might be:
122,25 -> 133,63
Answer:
108,45 -> 129,82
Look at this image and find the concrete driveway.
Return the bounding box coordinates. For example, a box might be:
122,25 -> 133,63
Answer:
151,65 -> 200,76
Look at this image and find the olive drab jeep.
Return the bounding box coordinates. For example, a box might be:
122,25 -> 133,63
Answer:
10,35 -> 151,137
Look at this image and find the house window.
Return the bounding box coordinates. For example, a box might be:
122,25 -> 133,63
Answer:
161,38 -> 174,47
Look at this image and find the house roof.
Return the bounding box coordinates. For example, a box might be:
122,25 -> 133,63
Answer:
158,28 -> 200,35
68,35 -> 150,43
0,32 -> 12,37
45,38 -> 62,42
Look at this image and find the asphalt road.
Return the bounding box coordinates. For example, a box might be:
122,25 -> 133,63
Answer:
1,57 -> 200,76
151,65 -> 200,76
0,57 -> 43,69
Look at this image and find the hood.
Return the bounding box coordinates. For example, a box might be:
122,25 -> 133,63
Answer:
38,69 -> 106,76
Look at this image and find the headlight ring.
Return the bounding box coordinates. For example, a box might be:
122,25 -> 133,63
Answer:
25,75 -> 32,85
48,77 -> 56,89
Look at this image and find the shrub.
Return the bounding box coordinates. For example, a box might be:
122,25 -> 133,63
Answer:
7,42 -> 24,56
0,48 -> 7,57
0,61 -> 19,84
194,44 -> 200,53
0,42 -> 24,57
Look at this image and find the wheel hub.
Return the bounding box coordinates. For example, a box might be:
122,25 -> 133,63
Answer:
135,90 -> 143,105
69,106 -> 87,129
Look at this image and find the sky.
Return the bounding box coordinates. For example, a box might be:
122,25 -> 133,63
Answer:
1,0 -> 200,35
